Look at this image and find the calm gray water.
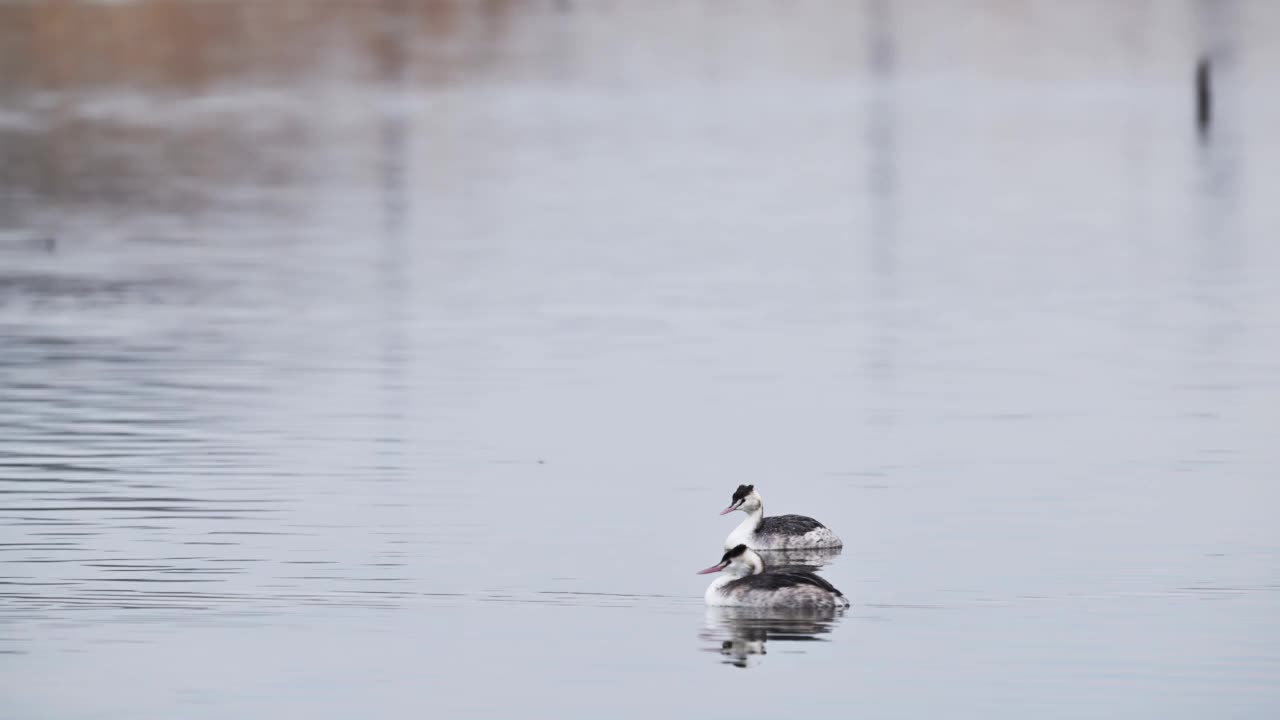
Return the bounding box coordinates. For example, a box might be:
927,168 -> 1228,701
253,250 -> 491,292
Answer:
2,1 -> 1279,718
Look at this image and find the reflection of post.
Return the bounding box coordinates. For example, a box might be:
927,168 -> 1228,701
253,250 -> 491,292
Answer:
1192,0 -> 1237,258
372,0 -> 411,460
1191,0 -> 1240,373
862,0 -> 899,425
374,0 -> 410,239
866,0 -> 896,276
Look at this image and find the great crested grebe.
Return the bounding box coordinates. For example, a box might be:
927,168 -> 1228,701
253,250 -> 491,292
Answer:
720,485 -> 842,550
696,544 -> 849,608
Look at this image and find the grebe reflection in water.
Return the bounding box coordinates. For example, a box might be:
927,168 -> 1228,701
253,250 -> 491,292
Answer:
700,605 -> 844,668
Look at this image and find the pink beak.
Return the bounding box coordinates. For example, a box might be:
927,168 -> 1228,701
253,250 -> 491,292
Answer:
696,562 -> 728,575
719,505 -> 738,515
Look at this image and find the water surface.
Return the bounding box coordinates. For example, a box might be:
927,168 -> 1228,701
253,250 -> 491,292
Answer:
2,2 -> 1279,718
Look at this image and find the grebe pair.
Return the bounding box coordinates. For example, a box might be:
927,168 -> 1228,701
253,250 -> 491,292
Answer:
696,485 -> 847,608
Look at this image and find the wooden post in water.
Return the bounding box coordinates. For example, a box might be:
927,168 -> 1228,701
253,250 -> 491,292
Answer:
1196,57 -> 1212,138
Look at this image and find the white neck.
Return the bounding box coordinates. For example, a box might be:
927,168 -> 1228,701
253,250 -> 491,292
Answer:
705,551 -> 765,604
704,574 -> 736,604
725,504 -> 765,549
